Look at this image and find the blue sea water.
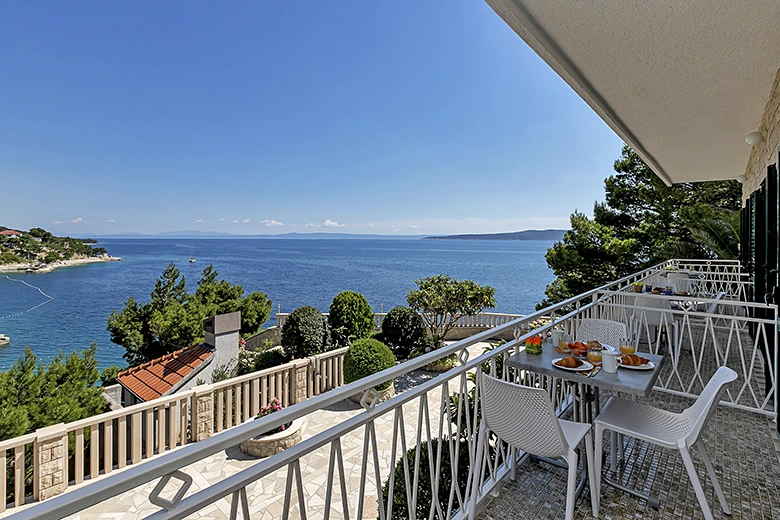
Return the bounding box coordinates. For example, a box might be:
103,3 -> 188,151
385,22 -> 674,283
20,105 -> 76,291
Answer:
0,238 -> 555,370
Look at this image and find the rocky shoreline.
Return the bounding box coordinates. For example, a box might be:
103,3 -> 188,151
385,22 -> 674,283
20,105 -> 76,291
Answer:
0,255 -> 123,274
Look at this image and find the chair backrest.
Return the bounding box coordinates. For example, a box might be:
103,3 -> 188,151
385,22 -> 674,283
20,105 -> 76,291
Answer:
633,296 -> 673,327
682,366 -> 737,444
478,372 -> 567,458
705,291 -> 727,315
575,318 -> 628,347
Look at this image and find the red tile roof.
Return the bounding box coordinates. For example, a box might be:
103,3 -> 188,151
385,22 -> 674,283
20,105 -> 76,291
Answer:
117,345 -> 213,402
0,230 -> 22,236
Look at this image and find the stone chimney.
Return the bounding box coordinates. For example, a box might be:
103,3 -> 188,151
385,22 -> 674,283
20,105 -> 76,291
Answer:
198,311 -> 241,383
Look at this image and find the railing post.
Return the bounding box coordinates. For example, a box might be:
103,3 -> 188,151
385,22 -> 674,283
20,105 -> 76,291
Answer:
289,359 -> 310,405
33,423 -> 67,501
191,385 -> 215,442
276,304 -> 281,327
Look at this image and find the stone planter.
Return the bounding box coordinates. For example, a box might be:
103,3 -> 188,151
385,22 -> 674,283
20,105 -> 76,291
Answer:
423,355 -> 457,373
239,418 -> 303,458
350,385 -> 395,405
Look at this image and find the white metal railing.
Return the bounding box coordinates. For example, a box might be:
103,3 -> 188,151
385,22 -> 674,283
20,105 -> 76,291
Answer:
593,290 -> 776,416
6,260 -> 675,519
275,310 -> 525,329
7,260 -> 775,520
0,348 -> 347,513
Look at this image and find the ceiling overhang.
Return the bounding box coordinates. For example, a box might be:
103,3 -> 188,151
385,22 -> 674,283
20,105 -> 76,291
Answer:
485,0 -> 780,185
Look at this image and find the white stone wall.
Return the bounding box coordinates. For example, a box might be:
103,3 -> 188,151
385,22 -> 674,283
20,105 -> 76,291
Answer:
743,68 -> 780,199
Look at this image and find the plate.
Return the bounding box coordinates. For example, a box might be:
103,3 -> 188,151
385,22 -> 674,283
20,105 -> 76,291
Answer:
619,361 -> 655,371
552,358 -> 594,372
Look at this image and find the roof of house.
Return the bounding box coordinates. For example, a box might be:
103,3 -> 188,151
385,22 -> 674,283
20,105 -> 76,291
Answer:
485,0 -> 780,184
0,230 -> 22,235
116,345 -> 213,402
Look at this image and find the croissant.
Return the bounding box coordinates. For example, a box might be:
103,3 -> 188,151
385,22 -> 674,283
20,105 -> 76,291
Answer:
555,356 -> 584,368
622,354 -> 650,366
586,341 -> 602,349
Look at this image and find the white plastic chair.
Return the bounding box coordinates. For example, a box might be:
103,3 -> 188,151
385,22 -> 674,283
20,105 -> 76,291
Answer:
468,373 -> 598,520
594,366 -> 737,520
575,318 -> 628,347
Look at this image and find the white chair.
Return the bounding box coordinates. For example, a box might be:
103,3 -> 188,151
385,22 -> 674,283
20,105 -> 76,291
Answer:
594,367 -> 737,520
468,373 -> 599,520
575,318 -> 628,347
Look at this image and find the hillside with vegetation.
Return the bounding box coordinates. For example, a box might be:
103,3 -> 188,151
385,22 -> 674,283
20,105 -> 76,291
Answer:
0,226 -> 108,265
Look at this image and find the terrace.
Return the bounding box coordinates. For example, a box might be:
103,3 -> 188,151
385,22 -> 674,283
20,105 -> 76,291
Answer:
2,259 -> 777,519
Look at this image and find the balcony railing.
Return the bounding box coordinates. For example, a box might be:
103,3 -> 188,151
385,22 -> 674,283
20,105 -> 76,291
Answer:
4,259 -> 775,520
275,310 -> 525,329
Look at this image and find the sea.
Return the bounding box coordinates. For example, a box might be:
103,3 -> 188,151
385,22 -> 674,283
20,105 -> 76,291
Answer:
0,238 -> 555,370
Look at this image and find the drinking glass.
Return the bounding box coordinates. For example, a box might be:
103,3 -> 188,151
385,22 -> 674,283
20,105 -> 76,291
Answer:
619,343 -> 637,355
587,344 -> 603,364
558,333 -> 570,350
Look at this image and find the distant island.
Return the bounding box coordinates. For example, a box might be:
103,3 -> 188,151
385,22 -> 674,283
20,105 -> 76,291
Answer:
423,229 -> 567,241
0,227 -> 121,273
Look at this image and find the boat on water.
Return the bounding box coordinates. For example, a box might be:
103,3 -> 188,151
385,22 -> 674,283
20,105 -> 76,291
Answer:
0,334 -> 9,347
189,257 -> 196,263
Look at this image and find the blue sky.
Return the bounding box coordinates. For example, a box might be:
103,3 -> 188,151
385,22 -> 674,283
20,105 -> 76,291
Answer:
0,1 -> 623,236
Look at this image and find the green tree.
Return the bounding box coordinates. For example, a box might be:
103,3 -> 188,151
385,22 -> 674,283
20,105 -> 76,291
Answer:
0,345 -> 108,442
541,146 -> 741,306
407,275 -> 496,346
328,291 -> 375,346
108,263 -> 272,366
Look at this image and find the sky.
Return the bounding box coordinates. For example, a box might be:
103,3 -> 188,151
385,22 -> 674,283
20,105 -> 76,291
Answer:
0,1 -> 624,236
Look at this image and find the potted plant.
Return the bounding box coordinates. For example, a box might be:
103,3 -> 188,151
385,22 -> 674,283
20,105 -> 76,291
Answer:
239,398 -> 303,458
524,335 -> 543,355
633,281 -> 644,293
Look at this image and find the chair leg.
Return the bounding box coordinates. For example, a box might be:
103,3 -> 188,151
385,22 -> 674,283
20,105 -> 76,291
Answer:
695,440 -> 731,515
610,431 -> 618,469
468,426 -> 486,520
679,445 -> 715,520
565,450 -> 578,520
584,431 -> 599,518
594,424 -> 604,498
510,445 -> 517,481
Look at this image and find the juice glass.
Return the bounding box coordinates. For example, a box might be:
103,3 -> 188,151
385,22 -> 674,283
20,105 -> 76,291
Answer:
587,344 -> 603,364
619,343 -> 637,355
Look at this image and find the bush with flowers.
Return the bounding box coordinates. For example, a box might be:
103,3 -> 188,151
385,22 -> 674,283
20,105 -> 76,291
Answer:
255,398 -> 292,436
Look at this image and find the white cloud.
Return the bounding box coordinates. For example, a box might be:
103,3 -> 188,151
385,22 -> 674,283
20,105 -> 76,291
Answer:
13,172 -> 20,176
106,219 -> 115,223
305,223 -> 317,228
261,219 -> 284,227
69,217 -> 84,224
322,219 -> 345,228
242,219 -> 251,223
219,218 -> 226,222
407,224 -> 419,229
365,223 -> 375,228
52,220 -> 63,225
194,219 -> 202,223
232,219 -> 239,223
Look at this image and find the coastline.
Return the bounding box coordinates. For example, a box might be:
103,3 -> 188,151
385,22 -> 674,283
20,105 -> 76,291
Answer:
0,255 -> 123,274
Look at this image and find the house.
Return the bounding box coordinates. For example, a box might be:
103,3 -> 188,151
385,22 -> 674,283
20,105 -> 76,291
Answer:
116,311 -> 241,405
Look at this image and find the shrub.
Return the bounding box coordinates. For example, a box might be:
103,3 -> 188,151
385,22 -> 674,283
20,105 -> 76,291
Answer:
381,439 -> 471,520
343,338 -> 395,391
328,291 -> 375,346
381,306 -> 427,360
237,348 -> 291,376
282,306 -> 326,359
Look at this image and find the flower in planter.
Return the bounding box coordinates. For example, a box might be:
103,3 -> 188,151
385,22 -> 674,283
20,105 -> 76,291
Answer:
239,337 -> 247,348
256,398 -> 291,434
